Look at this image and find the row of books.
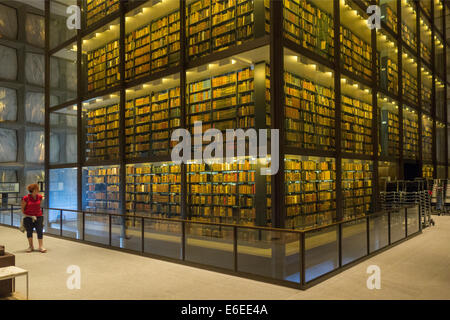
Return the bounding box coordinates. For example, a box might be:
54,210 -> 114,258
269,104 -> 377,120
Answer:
83,166 -> 120,213
87,40 -> 120,92
342,160 -> 373,219
86,0 -> 119,27
403,114 -> 419,159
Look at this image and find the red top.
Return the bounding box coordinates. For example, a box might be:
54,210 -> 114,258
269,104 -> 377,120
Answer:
23,194 -> 43,217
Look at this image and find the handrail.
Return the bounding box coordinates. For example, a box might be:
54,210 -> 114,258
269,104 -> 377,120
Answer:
2,204 -> 417,235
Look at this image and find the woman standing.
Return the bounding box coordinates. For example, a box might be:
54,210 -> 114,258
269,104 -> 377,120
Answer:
21,184 -> 46,253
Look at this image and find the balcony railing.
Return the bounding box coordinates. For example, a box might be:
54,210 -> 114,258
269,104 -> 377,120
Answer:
0,204 -> 421,289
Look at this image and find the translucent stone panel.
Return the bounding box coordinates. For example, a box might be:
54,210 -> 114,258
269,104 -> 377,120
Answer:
50,58 -> 60,89
0,4 -> 18,39
0,128 -> 17,162
25,131 -> 45,163
25,53 -> 44,86
0,45 -> 17,80
0,87 -> 17,121
0,170 -> 17,182
49,168 -> 78,210
25,13 -> 45,48
66,134 -> 77,163
24,170 -> 44,193
25,92 -> 45,125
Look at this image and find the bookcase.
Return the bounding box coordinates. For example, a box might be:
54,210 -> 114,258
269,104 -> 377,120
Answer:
379,109 -> 400,158
126,162 -> 181,219
87,39 -> 120,92
284,71 -> 335,151
379,56 -> 398,95
283,0 -> 334,60
85,103 -> 120,161
420,41 -> 432,64
187,0 -> 270,60
340,25 -> 373,81
83,166 -> 120,214
422,116 -> 433,162
125,10 -> 180,81
422,164 -> 433,179
402,69 -> 418,106
125,87 -> 181,159
342,159 -> 373,219
421,82 -> 432,114
187,159 -> 267,226
285,156 -> 336,229
380,3 -> 398,34
341,94 -> 373,155
85,0 -> 120,27
403,110 -> 419,160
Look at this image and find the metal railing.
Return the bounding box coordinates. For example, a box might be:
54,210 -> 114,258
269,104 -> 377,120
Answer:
0,204 -> 421,289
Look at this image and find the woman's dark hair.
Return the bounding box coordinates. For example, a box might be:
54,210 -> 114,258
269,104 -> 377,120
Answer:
27,184 -> 40,194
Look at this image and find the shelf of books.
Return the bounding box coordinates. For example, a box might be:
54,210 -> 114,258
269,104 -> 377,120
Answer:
420,41 -> 432,65
379,56 -> 398,96
187,0 -> 270,60
341,94 -> 373,155
421,82 -> 432,114
283,0 -> 334,61
380,3 -> 398,34
284,71 -> 335,151
402,108 -> 419,160
422,164 -> 433,179
379,108 -> 400,158
83,166 -> 120,214
85,0 -> 120,27
422,116 -> 433,162
125,87 -> 181,159
187,159 -> 266,226
85,103 -> 120,162
401,0 -> 417,51
285,156 -> 336,229
340,25 -> 373,81
402,69 -> 418,106
125,11 -> 180,81
402,22 -> 417,51
87,39 -> 120,92
126,162 -> 181,220
342,159 -> 373,220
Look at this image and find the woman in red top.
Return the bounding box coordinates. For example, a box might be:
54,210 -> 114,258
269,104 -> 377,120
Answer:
21,184 -> 46,253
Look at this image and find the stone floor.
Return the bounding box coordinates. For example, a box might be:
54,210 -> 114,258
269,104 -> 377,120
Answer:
1,215 -> 449,300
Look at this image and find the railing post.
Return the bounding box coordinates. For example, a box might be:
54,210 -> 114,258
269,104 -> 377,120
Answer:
338,223 -> 342,268
181,221 -> 186,261
404,207 -> 408,238
233,226 -> 238,272
366,216 -> 370,255
60,210 -> 63,236
300,232 -> 305,288
108,214 -> 112,246
388,211 -> 391,245
82,211 -> 85,241
141,217 -> 144,253
10,204 -> 13,226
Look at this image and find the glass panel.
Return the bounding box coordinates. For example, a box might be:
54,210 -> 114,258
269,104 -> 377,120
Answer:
407,205 -> 419,235
283,0 -> 334,61
0,87 -> 17,122
378,161 -> 399,191
379,0 -> 398,34
50,105 -> 78,165
419,16 -> 432,65
82,166 -> 120,214
0,45 -> 17,80
436,121 -> 445,163
84,0 -> 120,28
421,64 -> 432,114
342,159 -> 373,219
341,78 -> 373,155
0,128 -> 17,162
369,212 -> 389,252
419,0 -> 431,18
125,77 -> 181,159
50,0 -> 77,49
82,93 -> 120,162
186,223 -> 234,270
437,166 -> 445,179
285,155 -> 336,229
284,50 -> 335,151
378,94 -> 399,158
45,209 -> 61,235
25,91 -> 45,125
112,216 -> 142,251
422,163 -> 433,179
340,1 -> 373,82
84,212 -> 109,245
435,77 -> 445,120
435,33 -> 445,80
25,13 -> 45,48
305,225 -> 338,282
434,0 -> 444,34
390,209 -> 405,243
237,228 -> 300,283
402,106 -> 419,160
126,162 -> 181,219
125,0 -> 180,82
402,47 -> 418,107
62,211 -> 82,239
401,0 -> 417,51
24,170 -> 45,196
50,43 -> 78,107
49,168 -> 78,211
143,218 -> 182,259
25,52 -> 44,86
0,3 -> 17,39
82,19 -> 120,94
377,30 -> 398,96
342,218 -> 367,265
422,115 -> 433,162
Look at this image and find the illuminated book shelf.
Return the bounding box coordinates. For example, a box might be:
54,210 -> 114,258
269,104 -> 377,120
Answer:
126,163 -> 181,219
283,0 -> 334,60
380,3 -> 398,33
380,56 -> 398,96
83,166 -> 120,214
85,104 -> 120,161
85,0 -> 120,27
403,111 -> 419,160
402,70 -> 418,106
340,25 -> 373,81
422,117 -> 433,161
87,40 -> 120,92
379,109 -> 400,158
402,21 -> 417,51
422,164 -> 433,179
285,156 -> 336,229
420,42 -> 431,64
284,71 -> 335,151
342,159 -> 372,219
421,84 -> 432,114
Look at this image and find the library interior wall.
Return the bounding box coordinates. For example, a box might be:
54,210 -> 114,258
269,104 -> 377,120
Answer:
45,0 -> 450,229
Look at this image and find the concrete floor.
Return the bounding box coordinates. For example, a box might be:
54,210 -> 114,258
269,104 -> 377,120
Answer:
1,215 -> 449,300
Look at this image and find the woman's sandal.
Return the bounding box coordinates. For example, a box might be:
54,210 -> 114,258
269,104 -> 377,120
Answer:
26,247 -> 34,253
39,248 -> 47,253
